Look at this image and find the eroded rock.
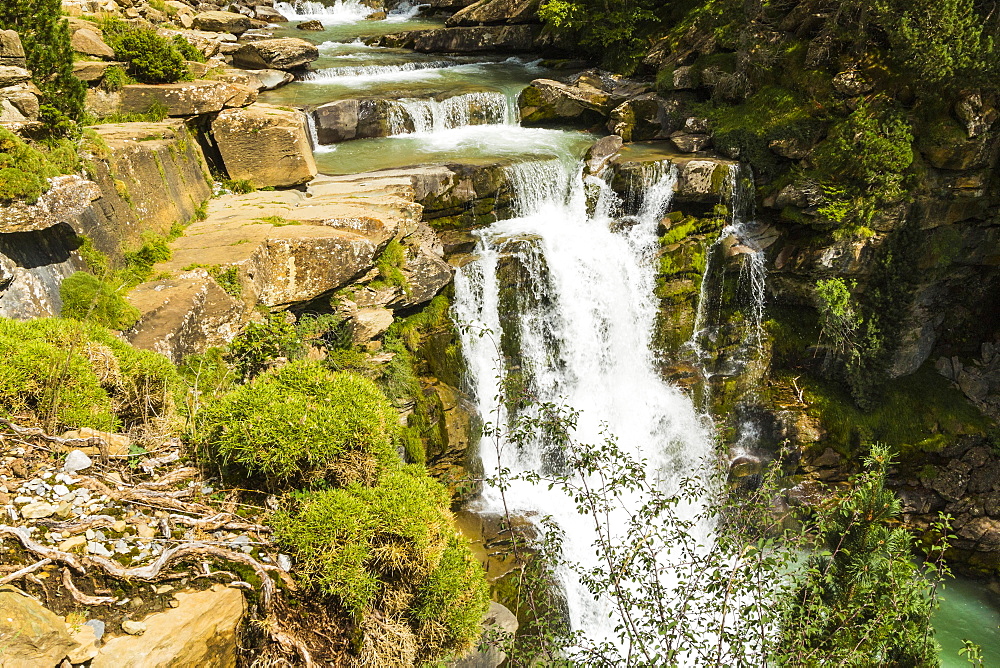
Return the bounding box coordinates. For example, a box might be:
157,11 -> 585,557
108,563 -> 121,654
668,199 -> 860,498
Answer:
0,586 -> 77,668
231,37 -> 319,70
446,0 -> 541,26
212,103 -> 317,188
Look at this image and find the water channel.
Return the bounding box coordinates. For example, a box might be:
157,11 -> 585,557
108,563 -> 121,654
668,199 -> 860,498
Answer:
264,2 -> 1000,662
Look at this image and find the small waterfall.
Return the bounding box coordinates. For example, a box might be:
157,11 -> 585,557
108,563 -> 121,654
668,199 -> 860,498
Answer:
387,91 -> 518,135
686,164 -> 767,382
303,60 -> 455,82
304,109 -> 319,150
453,157 -> 715,650
274,0 -> 373,22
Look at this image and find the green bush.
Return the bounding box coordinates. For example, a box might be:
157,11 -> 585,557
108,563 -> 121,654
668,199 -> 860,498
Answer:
60,272 -> 141,331
271,468 -> 489,661
0,317 -> 177,431
0,0 -> 86,121
102,18 -> 190,84
171,35 -> 205,63
226,313 -> 304,381
0,128 -> 73,204
101,65 -> 133,92
197,361 -> 400,486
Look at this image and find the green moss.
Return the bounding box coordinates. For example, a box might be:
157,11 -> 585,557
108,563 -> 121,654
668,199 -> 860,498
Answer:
271,467 -> 488,661
256,215 -> 300,226
59,272 -> 141,330
196,361 -> 400,486
0,129 -> 79,204
208,265 -> 241,298
373,240 -> 409,293
797,365 -> 991,457
0,317 -> 177,431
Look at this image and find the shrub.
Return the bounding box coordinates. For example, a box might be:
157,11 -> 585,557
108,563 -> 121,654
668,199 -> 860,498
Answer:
271,468 -> 489,662
101,65 -> 133,92
60,272 -> 141,331
171,35 -> 205,63
0,317 -> 177,431
0,128 -> 66,203
196,361 -> 400,486
102,18 -> 190,84
120,231 -> 172,285
226,313 -> 303,381
0,0 -> 86,121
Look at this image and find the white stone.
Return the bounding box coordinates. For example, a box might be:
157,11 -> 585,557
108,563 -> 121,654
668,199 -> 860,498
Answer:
87,541 -> 112,557
63,450 -> 93,473
121,620 -> 146,635
52,484 -> 70,497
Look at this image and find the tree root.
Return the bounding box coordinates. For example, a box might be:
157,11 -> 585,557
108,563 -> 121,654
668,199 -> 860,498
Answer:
62,568 -> 117,605
38,512 -> 269,536
0,558 -> 52,585
0,418 -> 111,458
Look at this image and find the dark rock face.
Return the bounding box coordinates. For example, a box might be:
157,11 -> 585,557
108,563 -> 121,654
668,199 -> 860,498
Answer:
378,24 -> 543,53
445,0 -> 541,27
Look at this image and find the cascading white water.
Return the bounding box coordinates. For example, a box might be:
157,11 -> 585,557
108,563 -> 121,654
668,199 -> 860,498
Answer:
303,60 -> 455,82
386,91 -> 518,134
274,0 -> 373,22
687,164 -> 768,382
453,157 -> 716,648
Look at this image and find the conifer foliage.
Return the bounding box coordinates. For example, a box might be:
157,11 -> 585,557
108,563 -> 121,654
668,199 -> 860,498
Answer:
0,0 -> 85,121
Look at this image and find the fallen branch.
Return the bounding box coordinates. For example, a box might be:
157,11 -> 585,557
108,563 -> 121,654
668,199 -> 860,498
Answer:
0,418 -> 112,460
62,568 -> 117,606
136,467 -> 200,490
0,558 -> 52,585
75,476 -> 215,514
0,526 -> 85,573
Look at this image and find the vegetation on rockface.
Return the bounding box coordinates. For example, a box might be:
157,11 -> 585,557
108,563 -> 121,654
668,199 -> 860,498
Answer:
273,471 -> 489,663
100,17 -> 193,84
0,317 -> 177,432
0,128 -> 80,204
196,361 -> 400,488
0,0 -> 85,121
539,0 -> 664,73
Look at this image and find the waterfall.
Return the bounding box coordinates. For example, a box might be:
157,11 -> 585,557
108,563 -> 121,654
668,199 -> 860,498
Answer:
453,158 -> 716,650
387,91 -> 518,135
303,60 -> 456,82
686,164 -> 767,383
304,110 -> 319,149
274,0 -> 374,22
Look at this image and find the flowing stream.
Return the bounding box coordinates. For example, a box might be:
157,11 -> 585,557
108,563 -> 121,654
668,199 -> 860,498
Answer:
262,7 -> 1000,661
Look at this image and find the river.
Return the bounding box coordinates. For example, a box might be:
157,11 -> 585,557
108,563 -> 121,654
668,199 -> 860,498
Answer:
262,2 -> 1000,663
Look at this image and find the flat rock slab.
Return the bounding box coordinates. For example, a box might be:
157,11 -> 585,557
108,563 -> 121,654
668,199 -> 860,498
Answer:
92,585 -> 245,668
0,585 -> 77,668
115,80 -> 257,117
231,38 -> 319,70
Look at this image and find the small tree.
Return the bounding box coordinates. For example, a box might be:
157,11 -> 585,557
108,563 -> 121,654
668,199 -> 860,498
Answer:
0,0 -> 85,121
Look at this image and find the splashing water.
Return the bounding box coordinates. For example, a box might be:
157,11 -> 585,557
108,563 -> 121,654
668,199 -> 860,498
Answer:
387,91 -> 518,135
453,157 -> 717,650
274,0 -> 374,22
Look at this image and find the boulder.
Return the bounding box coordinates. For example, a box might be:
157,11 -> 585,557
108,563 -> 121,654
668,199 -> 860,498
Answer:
72,60 -> 125,82
0,83 -> 39,124
126,270 -> 247,363
230,37 -> 318,70
193,10 -> 251,35
670,132 -> 712,153
71,28 -> 116,59
297,19 -> 324,30
91,585 -> 245,668
519,79 -> 613,125
609,150 -> 738,204
831,70 -> 874,97
311,98 -> 409,143
446,0 -> 541,26
0,29 -> 27,68
212,103 -> 317,188
0,586 -> 77,668
349,305 -> 395,343
0,65 -> 31,87
583,135 -> 623,175
113,80 -> 256,117
407,24 -> 542,53
254,5 -> 288,22
394,243 -> 454,307
0,175 -> 102,234
607,94 -> 671,141
210,67 -> 294,92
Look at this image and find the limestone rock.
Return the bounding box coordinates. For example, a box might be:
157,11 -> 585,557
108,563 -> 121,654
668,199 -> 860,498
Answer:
72,60 -> 125,82
670,132 -> 712,153
0,83 -> 40,124
254,6 -> 288,22
297,19 -> 324,30
60,427 -> 131,457
607,94 -> 670,141
774,180 -> 824,210
211,67 -> 293,92
71,28 -> 115,59
63,449 -> 93,473
0,586 -> 77,668
0,65 -> 30,87
609,151 -> 738,204
0,175 -> 102,234
230,37 -> 318,70
350,306 -> 395,343
92,585 -> 245,668
212,103 -> 317,188
67,624 -> 99,664
405,24 -> 543,53
446,0 -> 541,26
448,602 -> 519,668
583,135 -> 623,176
193,11 -> 251,35
20,501 -> 57,519
126,270 -> 247,363
831,70 -> 874,97
115,80 -> 257,117
519,78 -> 613,125
394,243 -> 454,308
0,30 -> 27,68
